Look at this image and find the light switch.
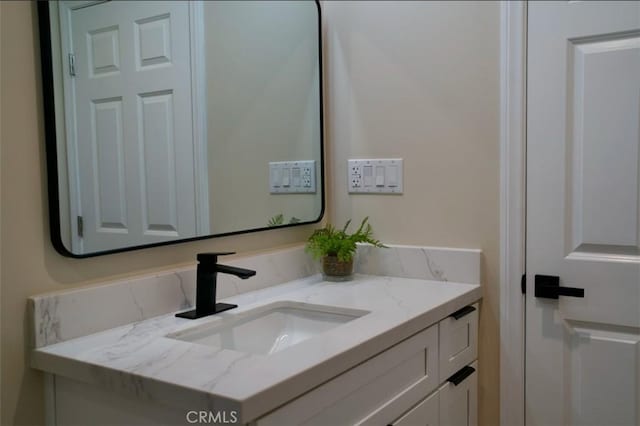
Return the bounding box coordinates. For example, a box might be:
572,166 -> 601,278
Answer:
282,168 -> 291,187
387,165 -> 398,187
271,167 -> 281,187
292,167 -> 301,187
375,166 -> 385,187
363,166 -> 373,187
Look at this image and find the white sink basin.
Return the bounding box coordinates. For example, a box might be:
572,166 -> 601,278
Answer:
168,301 -> 369,355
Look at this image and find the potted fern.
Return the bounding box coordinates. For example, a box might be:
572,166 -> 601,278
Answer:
305,217 -> 386,281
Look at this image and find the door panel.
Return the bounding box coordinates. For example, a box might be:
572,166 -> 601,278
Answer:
138,90 -> 178,236
566,321 -> 640,426
88,26 -> 120,77
527,2 -> 640,426
568,34 -> 640,251
91,97 -> 127,232
135,14 -> 173,69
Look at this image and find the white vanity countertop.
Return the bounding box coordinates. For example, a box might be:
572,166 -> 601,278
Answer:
32,274 -> 481,423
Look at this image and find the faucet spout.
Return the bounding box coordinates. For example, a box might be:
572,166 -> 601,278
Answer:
215,264 -> 256,279
175,252 -> 256,320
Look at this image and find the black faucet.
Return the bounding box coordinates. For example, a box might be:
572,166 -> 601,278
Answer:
176,252 -> 256,320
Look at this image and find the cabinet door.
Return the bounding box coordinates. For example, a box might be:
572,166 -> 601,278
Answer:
439,361 -> 477,426
391,390 -> 439,426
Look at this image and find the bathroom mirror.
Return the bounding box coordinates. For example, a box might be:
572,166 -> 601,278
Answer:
38,0 -> 324,257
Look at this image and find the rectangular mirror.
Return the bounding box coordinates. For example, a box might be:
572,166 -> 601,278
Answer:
38,0 -> 324,257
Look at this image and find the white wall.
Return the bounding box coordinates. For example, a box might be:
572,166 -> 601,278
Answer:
323,2 -> 501,425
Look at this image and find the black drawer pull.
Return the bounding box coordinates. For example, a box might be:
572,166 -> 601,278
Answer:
449,305 -> 476,320
447,366 -> 475,386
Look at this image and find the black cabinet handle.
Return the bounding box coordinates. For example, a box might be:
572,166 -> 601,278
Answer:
449,305 -> 476,320
534,275 -> 584,299
447,366 -> 475,386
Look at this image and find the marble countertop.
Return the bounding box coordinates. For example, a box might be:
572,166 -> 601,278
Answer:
32,273 -> 481,423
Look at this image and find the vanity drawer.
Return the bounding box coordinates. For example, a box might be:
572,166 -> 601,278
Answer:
438,304 -> 478,380
256,325 -> 439,426
440,361 -> 478,426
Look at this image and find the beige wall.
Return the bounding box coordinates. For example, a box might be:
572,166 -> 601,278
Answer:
323,2 -> 500,425
0,3 -> 319,425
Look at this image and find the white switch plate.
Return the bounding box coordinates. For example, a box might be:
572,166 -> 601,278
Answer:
348,158 -> 403,194
269,160 -> 316,194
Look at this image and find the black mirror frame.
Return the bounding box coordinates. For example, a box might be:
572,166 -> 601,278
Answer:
37,0 -> 325,258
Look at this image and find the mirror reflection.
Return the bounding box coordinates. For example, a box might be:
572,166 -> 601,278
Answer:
44,0 -> 323,256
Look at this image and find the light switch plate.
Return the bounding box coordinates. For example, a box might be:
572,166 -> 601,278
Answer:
348,159 -> 403,194
269,160 -> 316,194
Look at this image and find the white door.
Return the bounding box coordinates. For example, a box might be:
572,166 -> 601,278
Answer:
527,2 -> 640,426
63,1 -> 198,253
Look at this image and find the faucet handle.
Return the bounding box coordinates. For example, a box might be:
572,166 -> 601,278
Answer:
197,252 -> 236,264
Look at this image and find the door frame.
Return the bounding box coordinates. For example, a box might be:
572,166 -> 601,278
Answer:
499,1 -> 527,425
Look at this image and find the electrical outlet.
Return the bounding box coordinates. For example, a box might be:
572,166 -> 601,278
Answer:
302,166 -> 312,188
350,164 -> 362,188
348,159 -> 403,194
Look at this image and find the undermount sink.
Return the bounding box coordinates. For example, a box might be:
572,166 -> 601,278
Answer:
167,301 -> 369,355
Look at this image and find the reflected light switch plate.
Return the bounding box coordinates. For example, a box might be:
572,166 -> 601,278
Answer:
269,161 -> 316,194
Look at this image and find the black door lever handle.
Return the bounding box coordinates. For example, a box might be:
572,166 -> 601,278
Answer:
534,274 -> 584,299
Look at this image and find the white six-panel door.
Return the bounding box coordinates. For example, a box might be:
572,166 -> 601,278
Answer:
527,2 -> 640,425
62,1 -> 198,253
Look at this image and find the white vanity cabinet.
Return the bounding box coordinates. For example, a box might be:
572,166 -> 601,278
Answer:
256,303 -> 479,426
34,269 -> 482,426
46,302 -> 479,426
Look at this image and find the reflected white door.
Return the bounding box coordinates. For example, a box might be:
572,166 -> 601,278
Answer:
65,1 -> 197,253
527,1 -> 640,425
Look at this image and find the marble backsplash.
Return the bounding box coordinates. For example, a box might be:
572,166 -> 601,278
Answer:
355,244 -> 480,284
30,245 -> 318,348
30,243 -> 480,348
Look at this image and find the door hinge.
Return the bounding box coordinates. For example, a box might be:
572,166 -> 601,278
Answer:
77,215 -> 83,238
68,53 -> 76,77
521,274 -> 526,294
